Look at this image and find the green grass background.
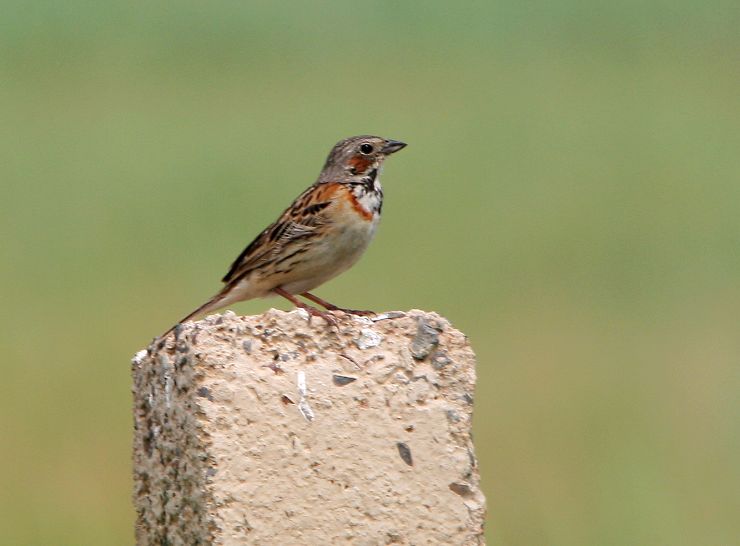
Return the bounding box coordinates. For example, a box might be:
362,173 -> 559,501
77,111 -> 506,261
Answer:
2,1 -> 739,544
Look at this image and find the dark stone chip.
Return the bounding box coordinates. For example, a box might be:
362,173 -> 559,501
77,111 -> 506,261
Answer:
332,375 -> 358,386
449,482 -> 474,497
196,387 -> 213,401
396,442 -> 413,466
410,318 -> 443,360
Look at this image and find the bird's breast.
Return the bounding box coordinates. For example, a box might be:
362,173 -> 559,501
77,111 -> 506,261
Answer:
330,183 -> 381,241
310,183 -> 381,271
267,182 -> 382,295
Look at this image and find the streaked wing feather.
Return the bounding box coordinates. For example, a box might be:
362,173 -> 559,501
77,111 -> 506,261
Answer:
221,185 -> 333,284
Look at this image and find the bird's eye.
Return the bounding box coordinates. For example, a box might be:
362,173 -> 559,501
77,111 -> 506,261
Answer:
359,143 -> 374,154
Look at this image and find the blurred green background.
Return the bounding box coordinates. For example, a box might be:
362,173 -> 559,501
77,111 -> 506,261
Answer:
2,1 -> 739,544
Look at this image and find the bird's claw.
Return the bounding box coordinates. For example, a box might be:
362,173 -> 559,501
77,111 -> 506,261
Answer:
304,305 -> 339,327
323,305 -> 375,316
340,308 -> 375,316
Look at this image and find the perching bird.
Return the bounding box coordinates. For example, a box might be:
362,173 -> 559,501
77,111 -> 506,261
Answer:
161,135 -> 406,338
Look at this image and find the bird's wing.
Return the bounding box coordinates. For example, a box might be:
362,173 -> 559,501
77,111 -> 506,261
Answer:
221,183 -> 337,284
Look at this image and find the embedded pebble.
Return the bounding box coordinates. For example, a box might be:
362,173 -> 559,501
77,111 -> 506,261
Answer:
449,482 -> 473,497
332,375 -> 358,386
196,387 -> 213,401
276,351 -> 299,362
431,351 -> 451,370
372,311 -> 406,321
410,318 -> 442,360
355,328 -> 382,350
297,371 -> 314,422
132,350 -> 148,366
396,442 -> 413,466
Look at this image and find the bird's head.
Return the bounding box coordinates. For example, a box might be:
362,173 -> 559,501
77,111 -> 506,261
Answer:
320,135 -> 406,182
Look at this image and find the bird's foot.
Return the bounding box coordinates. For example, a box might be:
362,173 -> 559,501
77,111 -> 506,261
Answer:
326,306 -> 375,317
302,305 -> 339,327
300,292 -> 375,317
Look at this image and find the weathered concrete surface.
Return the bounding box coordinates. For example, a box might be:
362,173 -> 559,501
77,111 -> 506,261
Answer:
132,309 -> 485,545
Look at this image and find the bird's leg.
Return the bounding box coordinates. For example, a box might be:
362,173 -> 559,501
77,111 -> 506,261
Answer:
273,287 -> 337,326
301,292 -> 375,316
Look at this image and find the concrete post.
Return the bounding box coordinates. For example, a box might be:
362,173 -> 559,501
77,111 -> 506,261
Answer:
132,309 -> 485,545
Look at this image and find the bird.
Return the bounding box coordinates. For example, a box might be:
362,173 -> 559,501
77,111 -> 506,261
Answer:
160,135 -> 407,338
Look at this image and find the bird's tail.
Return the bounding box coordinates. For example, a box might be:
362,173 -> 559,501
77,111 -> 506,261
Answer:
159,287 -> 233,340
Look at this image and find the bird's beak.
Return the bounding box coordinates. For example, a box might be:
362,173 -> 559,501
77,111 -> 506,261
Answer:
382,140 -> 407,154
